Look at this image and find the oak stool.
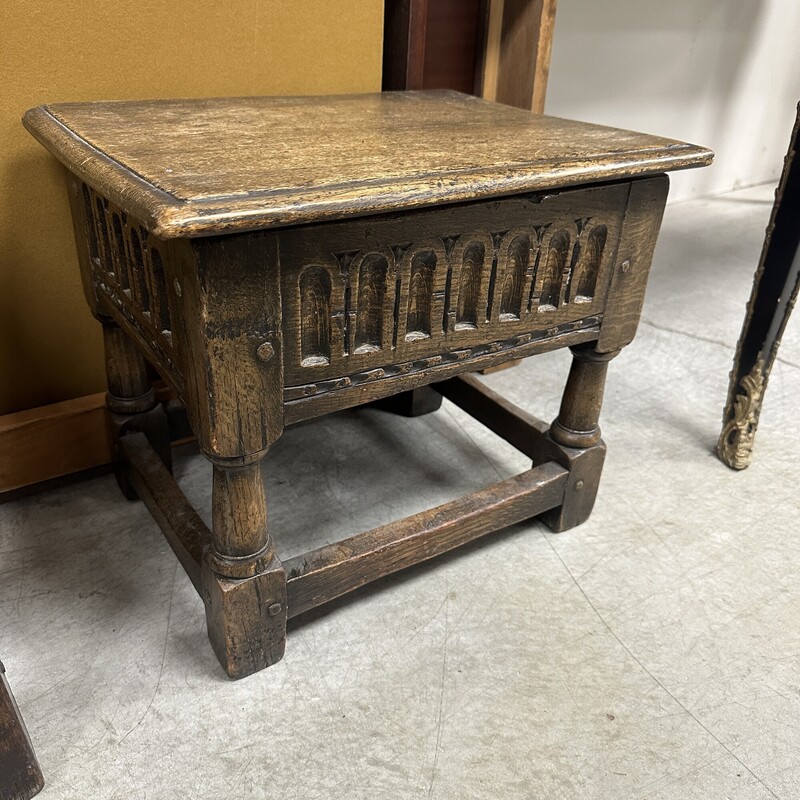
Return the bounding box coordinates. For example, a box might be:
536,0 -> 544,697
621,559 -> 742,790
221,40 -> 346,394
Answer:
24,92 -> 712,678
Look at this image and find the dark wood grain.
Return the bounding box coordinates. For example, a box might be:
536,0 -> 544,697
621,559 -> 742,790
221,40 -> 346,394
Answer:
422,0 -> 486,93
24,92 -> 712,237
596,176 -> 670,353
120,433 -> 208,592
285,461 -> 567,617
550,345 -> 617,449
0,662 -> 44,800
434,373 -> 550,456
283,321 -> 599,425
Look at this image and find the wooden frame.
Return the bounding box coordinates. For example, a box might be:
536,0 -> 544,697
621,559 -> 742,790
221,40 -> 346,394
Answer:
383,0 -> 557,113
0,385 -> 188,495
120,375 -> 575,619
481,0 -> 557,113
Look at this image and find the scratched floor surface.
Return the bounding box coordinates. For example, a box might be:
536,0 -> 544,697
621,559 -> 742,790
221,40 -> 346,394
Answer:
1,183 -> 798,799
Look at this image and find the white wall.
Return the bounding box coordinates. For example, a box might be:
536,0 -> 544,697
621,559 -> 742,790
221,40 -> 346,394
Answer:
546,0 -> 800,202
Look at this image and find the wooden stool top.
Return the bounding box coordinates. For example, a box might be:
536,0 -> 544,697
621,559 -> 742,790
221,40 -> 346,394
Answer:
24,91 -> 712,239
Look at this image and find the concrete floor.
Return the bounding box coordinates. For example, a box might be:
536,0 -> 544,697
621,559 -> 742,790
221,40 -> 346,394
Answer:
2,183 -> 798,799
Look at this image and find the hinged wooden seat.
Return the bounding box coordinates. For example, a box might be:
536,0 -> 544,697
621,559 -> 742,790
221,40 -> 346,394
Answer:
24,91 -> 712,678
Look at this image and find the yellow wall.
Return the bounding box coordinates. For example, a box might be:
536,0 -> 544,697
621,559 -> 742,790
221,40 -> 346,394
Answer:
0,1 -> 383,415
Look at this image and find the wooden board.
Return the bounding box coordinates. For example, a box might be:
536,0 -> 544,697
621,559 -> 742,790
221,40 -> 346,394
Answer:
0,393 -> 109,493
24,92 -> 712,238
482,0 -> 557,113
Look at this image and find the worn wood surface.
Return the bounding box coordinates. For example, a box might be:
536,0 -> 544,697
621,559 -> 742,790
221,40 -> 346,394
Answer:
718,103 -> 800,469
285,461 -> 567,617
550,345 -> 617,449
277,183 -> 627,389
24,92 -> 711,238
596,176 -> 670,353
0,662 -> 44,800
102,322 -> 155,414
435,372 -> 607,531
283,322 -> 598,425
202,555 -> 287,680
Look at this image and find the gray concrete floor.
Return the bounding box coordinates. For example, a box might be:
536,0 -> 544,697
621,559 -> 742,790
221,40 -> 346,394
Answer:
2,183 -> 798,799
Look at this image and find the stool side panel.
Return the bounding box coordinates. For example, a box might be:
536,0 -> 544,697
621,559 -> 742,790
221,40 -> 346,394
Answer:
597,175 -> 670,352
65,177 -> 184,390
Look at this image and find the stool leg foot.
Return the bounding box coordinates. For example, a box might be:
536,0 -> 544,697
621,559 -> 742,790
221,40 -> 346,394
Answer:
536,440 -> 606,533
102,321 -> 170,500
370,386 -> 443,417
537,344 -> 618,532
203,460 -> 287,679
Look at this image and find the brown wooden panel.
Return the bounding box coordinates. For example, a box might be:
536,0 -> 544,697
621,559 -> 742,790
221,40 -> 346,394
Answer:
278,182 -> 629,390
422,0 -> 486,93
483,0 -> 557,113
0,393 -> 109,493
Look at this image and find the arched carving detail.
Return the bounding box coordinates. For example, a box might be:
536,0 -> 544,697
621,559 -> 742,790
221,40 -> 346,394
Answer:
354,253 -> 389,353
300,266 -> 332,366
539,229 -> 571,310
149,247 -> 170,331
455,242 -> 485,330
111,213 -> 129,289
500,234 -> 530,320
571,225 -> 607,302
129,228 -> 150,311
406,250 -> 436,341
95,196 -> 112,273
81,183 -> 99,263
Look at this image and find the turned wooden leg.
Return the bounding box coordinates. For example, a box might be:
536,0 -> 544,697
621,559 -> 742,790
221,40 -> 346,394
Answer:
102,320 -> 171,498
370,386 -> 443,417
201,457 -> 287,679
536,344 -> 619,532
0,660 -> 44,800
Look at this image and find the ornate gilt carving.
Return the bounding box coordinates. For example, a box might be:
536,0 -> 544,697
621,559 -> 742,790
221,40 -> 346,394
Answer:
717,358 -> 766,469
